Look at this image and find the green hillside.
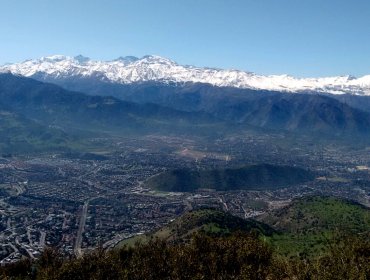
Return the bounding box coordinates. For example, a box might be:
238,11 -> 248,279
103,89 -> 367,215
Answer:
259,196 -> 370,257
145,164 -> 315,192
0,108 -> 76,153
118,208 -> 275,247
120,196 -> 370,258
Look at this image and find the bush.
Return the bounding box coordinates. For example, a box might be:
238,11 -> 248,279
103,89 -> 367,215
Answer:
0,234 -> 368,280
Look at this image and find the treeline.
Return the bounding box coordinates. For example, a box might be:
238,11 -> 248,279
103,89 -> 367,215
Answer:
1,233 -> 369,280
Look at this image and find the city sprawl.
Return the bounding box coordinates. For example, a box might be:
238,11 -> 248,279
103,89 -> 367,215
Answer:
0,133 -> 369,264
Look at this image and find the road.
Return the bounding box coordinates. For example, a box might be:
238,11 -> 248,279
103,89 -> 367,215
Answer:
241,205 -> 248,219
27,228 -> 33,246
219,196 -> 229,211
74,200 -> 89,256
40,231 -> 46,247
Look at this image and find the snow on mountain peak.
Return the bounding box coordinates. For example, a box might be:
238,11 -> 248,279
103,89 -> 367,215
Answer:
1,55 -> 370,95
140,55 -> 177,65
74,55 -> 90,64
113,56 -> 139,64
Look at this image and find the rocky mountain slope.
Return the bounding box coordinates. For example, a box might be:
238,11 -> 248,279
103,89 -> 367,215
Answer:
2,55 -> 370,95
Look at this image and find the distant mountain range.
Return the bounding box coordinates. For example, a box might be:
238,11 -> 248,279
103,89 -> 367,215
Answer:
0,73 -> 225,152
0,73 -> 217,134
1,54 -> 370,95
1,55 -> 370,153
1,72 -> 370,152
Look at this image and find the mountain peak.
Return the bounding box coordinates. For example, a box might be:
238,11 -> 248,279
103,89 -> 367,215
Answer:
114,56 -> 139,64
1,55 -> 370,95
140,55 -> 177,65
74,55 -> 90,64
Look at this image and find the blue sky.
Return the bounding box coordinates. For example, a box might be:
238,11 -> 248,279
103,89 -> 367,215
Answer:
0,0 -> 369,77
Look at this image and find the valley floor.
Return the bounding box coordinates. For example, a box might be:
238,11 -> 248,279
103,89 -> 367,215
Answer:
0,133 -> 369,264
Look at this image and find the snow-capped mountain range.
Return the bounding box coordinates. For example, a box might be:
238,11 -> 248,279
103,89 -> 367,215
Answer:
1,54 -> 370,95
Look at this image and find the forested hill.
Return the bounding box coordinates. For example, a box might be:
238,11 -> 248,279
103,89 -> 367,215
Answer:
146,164 -> 315,192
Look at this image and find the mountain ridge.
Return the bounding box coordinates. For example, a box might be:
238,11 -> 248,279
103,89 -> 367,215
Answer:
0,73 -> 224,137
2,73 -> 370,138
2,55 -> 370,95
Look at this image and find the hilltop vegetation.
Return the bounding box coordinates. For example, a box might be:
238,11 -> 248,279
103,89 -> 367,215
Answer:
121,197 -> 370,258
260,196 -> 370,234
146,164 -> 315,192
118,209 -> 275,247
259,196 -> 370,257
1,231 -> 369,279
